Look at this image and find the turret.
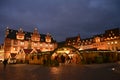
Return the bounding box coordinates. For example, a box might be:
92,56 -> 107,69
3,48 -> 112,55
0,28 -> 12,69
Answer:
16,28 -> 25,40
5,27 -> 9,37
45,33 -> 51,43
31,28 -> 40,41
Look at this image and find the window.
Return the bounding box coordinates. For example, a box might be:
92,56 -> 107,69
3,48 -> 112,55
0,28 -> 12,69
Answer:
46,44 -> 48,47
109,34 -> 111,36
40,44 -> 42,46
50,44 -> 53,47
20,41 -> 24,45
34,43 -> 37,46
13,47 -> 17,51
95,38 -> 100,43
46,38 -> 51,43
107,37 -> 110,40
111,42 -> 113,44
115,41 -> 117,44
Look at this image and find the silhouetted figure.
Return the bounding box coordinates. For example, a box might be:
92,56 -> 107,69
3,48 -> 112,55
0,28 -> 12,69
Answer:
66,56 -> 70,64
61,55 -> 65,63
3,59 -> 8,70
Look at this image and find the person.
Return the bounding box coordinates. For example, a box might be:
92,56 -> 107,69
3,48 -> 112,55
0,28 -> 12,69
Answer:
3,59 -> 8,70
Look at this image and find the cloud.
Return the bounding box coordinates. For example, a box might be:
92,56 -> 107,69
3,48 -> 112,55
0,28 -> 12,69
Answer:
0,0 -> 120,43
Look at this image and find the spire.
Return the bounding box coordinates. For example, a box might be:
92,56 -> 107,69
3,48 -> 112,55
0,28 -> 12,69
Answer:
5,27 -> 9,37
18,27 -> 23,33
77,34 -> 81,42
46,33 -> 51,43
33,27 -> 39,34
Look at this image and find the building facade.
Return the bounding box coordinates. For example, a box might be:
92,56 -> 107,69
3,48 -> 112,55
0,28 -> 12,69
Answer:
66,28 -> 120,51
0,44 -> 4,62
4,27 -> 57,61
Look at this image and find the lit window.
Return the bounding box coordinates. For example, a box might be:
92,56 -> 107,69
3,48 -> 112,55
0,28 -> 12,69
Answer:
50,44 -> 53,47
34,43 -> 37,46
46,44 -> 48,46
40,44 -> 42,46
114,36 -> 117,38
14,48 -> 15,51
20,42 -> 24,45
115,41 -> 117,44
111,42 -> 113,44
108,43 -> 110,45
107,37 -> 110,40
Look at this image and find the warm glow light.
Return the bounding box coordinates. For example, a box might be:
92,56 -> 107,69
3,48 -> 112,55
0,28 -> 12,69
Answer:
34,43 -> 37,46
79,48 -> 83,50
13,48 -> 16,51
115,41 -> 117,44
46,44 -> 48,46
20,42 -> 24,45
40,44 -> 42,46
111,42 -> 113,44
50,44 -> 52,47
57,50 -> 70,54
50,67 -> 60,74
108,42 -> 110,45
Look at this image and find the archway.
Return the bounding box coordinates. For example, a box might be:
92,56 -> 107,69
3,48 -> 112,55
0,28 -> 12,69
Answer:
51,46 -> 82,64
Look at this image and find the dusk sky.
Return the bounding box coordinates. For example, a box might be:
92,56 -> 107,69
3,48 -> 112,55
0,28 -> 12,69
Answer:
0,0 -> 120,43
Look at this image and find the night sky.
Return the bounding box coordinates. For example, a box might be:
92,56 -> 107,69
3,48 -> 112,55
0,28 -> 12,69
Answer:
0,0 -> 120,44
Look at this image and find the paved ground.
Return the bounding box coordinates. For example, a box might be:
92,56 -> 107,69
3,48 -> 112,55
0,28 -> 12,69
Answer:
0,63 -> 120,80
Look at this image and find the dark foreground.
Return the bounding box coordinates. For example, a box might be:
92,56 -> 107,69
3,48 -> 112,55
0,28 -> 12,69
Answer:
0,63 -> 120,80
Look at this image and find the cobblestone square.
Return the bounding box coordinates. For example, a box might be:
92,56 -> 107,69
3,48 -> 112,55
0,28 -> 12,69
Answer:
0,63 -> 120,80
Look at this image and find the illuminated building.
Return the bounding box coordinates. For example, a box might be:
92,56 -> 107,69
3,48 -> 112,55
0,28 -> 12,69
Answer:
4,27 -> 57,62
66,28 -> 120,51
0,44 -> 4,62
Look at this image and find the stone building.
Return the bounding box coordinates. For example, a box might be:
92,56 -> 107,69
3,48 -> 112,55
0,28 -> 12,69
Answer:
0,44 -> 4,62
4,27 -> 57,63
66,28 -> 120,51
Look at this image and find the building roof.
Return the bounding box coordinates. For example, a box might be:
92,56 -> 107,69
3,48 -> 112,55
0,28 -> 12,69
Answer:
6,28 -> 56,43
66,35 -> 81,42
65,28 -> 120,45
104,28 -> 120,38
23,49 -> 33,54
66,36 -> 78,41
